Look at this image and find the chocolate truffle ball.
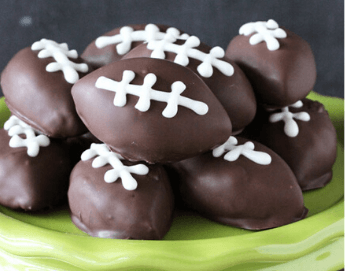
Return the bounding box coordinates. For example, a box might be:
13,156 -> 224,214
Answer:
170,136 -> 307,230
1,40 -> 89,138
226,23 -> 316,108
81,24 -> 188,69
72,58 -> 232,163
241,99 -> 337,191
123,41 -> 257,134
68,147 -> 174,240
0,128 -> 79,211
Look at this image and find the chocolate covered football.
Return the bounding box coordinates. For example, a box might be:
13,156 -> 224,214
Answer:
0,118 -> 80,211
123,40 -> 257,134
170,136 -> 307,230
241,98 -> 337,191
226,20 -> 316,108
68,144 -> 174,240
0,39 -> 89,138
72,57 -> 232,163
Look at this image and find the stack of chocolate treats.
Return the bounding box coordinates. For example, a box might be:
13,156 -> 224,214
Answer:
0,39 -> 91,211
0,20 -> 337,240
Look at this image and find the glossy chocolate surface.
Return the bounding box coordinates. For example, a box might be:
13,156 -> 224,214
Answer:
0,129 -> 79,211
72,58 -> 232,163
123,42 -> 257,134
170,137 -> 307,230
1,47 -> 88,138
226,29 -> 316,108
68,159 -> 174,240
241,99 -> 337,191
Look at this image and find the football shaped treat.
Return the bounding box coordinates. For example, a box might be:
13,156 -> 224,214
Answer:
170,136 -> 307,230
0,116 -> 80,211
123,38 -> 256,134
226,19 -> 316,108
68,143 -> 174,240
82,23 -> 189,69
241,99 -> 337,191
72,58 -> 232,163
1,39 -> 90,138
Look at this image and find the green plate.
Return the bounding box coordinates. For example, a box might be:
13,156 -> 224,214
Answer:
0,92 -> 343,271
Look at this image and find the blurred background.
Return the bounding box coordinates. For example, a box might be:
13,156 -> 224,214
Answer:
0,0 -> 343,98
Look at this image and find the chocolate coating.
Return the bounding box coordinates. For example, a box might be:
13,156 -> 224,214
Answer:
68,159 -> 174,240
0,129 -> 79,211
226,29 -> 316,108
72,58 -> 232,163
1,47 -> 88,138
241,99 -> 337,191
81,24 -> 183,69
170,137 -> 307,230
123,42 -> 257,134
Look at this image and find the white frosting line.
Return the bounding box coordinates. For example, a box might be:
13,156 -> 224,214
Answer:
96,24 -> 232,78
269,100 -> 310,137
290,100 -> 304,108
147,35 -> 234,78
95,70 -> 209,118
213,136 -> 272,165
239,19 -> 287,51
31,39 -> 88,84
81,143 -> 149,190
4,116 -> 50,157
95,24 -> 189,55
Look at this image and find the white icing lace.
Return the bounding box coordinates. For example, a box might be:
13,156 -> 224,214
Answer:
95,24 -> 189,54
269,100 -> 310,137
147,35 -> 234,78
239,19 -> 287,51
4,116 -> 50,157
81,143 -> 149,190
31,39 -> 88,84
213,136 -> 272,165
95,70 -> 209,118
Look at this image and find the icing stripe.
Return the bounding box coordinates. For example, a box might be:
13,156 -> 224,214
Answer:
4,116 -> 50,157
239,19 -> 287,51
81,143 -> 149,190
269,100 -> 310,137
213,136 -> 272,165
147,36 -> 234,78
95,24 -> 189,54
31,39 -> 88,84
95,70 -> 209,118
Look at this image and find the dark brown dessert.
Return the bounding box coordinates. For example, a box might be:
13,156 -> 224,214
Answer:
0,127 -> 79,211
169,136 -> 308,230
123,41 -> 257,134
226,21 -> 316,108
0,40 -> 90,138
68,143 -> 174,239
72,57 -> 232,164
241,99 -> 337,191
